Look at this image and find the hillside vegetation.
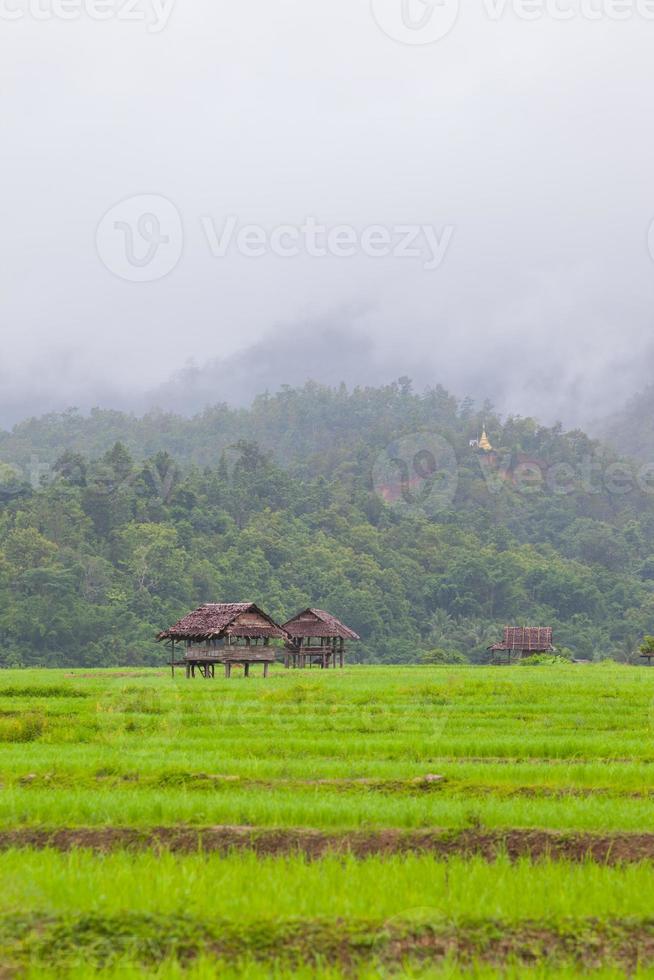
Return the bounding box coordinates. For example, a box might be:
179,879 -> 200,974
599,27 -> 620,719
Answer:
1,381 -> 653,665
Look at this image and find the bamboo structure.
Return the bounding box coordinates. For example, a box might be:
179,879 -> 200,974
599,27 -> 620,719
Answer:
282,608 -> 359,670
157,603 -> 287,679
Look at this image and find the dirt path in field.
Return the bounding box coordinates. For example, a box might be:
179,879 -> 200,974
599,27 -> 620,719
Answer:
3,826 -> 654,861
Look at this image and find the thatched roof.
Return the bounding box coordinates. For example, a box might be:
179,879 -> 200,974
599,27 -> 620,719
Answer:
283,608 -> 360,641
158,603 -> 288,642
489,626 -> 554,653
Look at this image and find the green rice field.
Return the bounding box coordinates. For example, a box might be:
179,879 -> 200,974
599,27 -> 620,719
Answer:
3,663 -> 654,976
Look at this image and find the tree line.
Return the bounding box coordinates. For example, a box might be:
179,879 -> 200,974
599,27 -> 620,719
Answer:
0,380 -> 653,665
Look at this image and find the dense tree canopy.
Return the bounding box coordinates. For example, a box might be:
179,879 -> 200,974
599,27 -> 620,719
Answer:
0,381 -> 653,666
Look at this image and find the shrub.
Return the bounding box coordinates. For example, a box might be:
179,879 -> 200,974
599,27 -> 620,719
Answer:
0,713 -> 45,742
518,654 -> 574,667
419,649 -> 468,665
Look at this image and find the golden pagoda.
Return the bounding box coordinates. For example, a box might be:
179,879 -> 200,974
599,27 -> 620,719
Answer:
478,428 -> 493,452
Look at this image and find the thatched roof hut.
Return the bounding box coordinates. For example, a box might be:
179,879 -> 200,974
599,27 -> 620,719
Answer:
488,626 -> 554,663
282,608 -> 359,669
158,603 -> 288,678
158,602 -> 287,643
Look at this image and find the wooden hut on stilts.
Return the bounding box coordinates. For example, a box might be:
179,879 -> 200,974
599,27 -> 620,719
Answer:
157,603 -> 288,678
282,609 -> 359,669
487,626 -> 554,665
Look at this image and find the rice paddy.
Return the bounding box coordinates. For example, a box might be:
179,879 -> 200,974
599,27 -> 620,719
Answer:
3,663 -> 654,976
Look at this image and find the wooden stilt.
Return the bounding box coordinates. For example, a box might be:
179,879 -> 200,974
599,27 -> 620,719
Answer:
244,663 -> 250,678
224,663 -> 231,678
263,663 -> 269,678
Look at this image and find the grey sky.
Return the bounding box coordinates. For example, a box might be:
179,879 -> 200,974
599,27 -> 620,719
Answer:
2,0 -> 654,428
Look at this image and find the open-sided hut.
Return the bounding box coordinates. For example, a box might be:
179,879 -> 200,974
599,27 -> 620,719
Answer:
488,626 -> 554,664
158,603 -> 288,678
282,608 -> 359,669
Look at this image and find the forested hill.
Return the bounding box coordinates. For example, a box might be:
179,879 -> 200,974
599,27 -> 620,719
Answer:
1,380 -> 654,666
0,381 -> 468,470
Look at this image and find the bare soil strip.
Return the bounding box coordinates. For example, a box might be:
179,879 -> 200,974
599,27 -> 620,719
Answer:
2,826 -> 654,862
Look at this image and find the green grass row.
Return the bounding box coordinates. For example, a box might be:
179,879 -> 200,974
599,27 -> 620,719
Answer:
1,851 -> 654,920
8,750 -> 654,791
3,784 -> 654,829
0,668 -> 653,976
0,667 -> 653,829
22,961 -> 654,980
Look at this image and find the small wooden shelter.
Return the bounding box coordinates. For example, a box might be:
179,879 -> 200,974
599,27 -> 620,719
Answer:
158,603 -> 288,678
282,608 -> 359,669
488,626 -> 554,664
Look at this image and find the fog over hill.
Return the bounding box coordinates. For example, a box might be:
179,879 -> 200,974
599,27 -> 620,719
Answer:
3,4 -> 654,433
2,314 -> 652,435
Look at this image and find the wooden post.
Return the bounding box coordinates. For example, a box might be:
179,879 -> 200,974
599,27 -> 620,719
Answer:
224,663 -> 232,678
244,662 -> 250,678
170,641 -> 175,678
263,662 -> 269,678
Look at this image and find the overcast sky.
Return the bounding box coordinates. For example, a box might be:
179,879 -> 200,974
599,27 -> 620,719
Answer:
2,0 -> 654,429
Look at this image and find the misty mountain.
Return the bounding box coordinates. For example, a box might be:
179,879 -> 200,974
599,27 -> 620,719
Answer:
145,320 -> 433,415
600,386 -> 654,462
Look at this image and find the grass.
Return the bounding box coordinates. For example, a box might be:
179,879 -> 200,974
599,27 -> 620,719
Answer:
24,963 -> 654,980
1,851 -> 654,920
0,664 -> 654,974
0,665 -> 652,829
5,784 -> 654,830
